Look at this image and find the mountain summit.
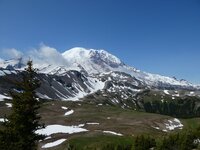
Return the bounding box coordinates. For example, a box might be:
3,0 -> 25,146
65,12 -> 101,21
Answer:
62,47 -> 124,74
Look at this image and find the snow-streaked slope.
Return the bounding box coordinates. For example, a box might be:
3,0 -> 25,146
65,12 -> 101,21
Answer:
65,76 -> 105,101
34,71 -> 105,101
0,58 -> 25,70
0,69 -> 17,76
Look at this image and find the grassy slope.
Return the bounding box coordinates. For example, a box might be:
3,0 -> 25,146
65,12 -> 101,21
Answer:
0,100 -> 200,150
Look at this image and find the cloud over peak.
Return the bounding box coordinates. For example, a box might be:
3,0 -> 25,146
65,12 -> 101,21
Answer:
2,48 -> 23,59
28,45 -> 68,66
0,44 -> 72,68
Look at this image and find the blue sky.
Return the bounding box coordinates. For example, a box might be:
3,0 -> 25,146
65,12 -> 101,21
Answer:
0,0 -> 200,83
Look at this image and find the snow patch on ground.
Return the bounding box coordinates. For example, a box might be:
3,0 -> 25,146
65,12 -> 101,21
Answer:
0,118 -> 8,122
0,94 -> 11,101
152,126 -> 160,130
61,106 -> 68,110
5,103 -> 12,108
194,139 -> 200,144
36,124 -> 88,136
172,93 -> 180,97
190,91 -> 194,94
103,131 -> 123,136
152,118 -> 183,132
188,91 -> 195,96
164,90 -> 170,95
165,118 -> 183,131
86,122 -> 99,125
64,110 -> 74,116
42,139 -> 67,149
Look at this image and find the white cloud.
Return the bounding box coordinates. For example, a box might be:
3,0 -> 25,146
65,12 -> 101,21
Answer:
1,45 -> 70,68
28,44 -> 68,66
2,48 -> 23,59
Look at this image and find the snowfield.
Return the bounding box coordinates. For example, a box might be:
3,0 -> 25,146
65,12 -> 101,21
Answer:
36,124 -> 88,136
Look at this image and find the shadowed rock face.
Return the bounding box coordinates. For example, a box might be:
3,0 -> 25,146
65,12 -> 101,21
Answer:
0,70 -> 102,101
1,67 -> 200,115
89,50 -> 124,68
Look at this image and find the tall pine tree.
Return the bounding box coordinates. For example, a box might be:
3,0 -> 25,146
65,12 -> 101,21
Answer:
0,61 -> 45,150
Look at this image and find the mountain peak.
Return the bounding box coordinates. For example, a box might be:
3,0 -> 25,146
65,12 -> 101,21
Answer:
62,47 -> 91,61
62,47 -> 123,73
62,47 -> 122,64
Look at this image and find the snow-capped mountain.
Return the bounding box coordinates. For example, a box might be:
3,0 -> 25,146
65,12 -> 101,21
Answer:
0,47 -> 198,88
0,58 -> 25,70
62,47 -> 197,88
0,47 -> 199,102
62,47 -> 124,74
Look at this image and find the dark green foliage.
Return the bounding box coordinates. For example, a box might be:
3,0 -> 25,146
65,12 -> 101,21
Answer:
0,61 -> 45,150
102,143 -> 132,150
68,135 -> 134,150
156,129 -> 199,150
134,135 -> 156,150
143,97 -> 200,118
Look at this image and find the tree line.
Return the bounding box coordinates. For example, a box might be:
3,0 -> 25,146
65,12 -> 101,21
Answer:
142,97 -> 200,118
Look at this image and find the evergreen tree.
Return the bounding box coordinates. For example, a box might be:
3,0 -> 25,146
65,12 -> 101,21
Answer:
0,61 -> 45,150
134,135 -> 156,150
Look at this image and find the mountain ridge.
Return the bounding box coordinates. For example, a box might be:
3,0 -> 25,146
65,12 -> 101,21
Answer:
0,47 -> 198,88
